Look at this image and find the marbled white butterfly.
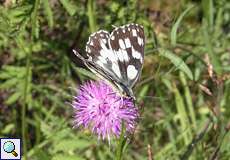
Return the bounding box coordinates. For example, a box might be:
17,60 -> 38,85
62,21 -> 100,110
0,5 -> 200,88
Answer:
73,23 -> 145,100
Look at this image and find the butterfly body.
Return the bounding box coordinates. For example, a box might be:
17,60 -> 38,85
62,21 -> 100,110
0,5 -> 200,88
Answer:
73,24 -> 145,100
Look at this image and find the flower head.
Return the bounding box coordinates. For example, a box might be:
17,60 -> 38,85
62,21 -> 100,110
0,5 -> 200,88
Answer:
72,80 -> 139,141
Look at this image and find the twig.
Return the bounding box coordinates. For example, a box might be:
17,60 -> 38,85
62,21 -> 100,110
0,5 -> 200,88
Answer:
147,144 -> 153,160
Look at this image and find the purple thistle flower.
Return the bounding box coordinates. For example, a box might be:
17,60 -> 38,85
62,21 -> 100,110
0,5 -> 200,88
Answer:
72,80 -> 139,141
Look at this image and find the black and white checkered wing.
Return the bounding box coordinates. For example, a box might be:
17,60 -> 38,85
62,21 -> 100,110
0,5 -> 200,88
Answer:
85,30 -> 122,82
109,24 -> 145,88
81,24 -> 145,97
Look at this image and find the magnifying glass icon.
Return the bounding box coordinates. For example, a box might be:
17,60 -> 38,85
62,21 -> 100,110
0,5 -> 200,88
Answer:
3,141 -> 18,157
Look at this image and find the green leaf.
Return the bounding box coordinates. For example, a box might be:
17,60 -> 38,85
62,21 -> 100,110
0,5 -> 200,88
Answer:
8,5 -> 33,24
43,0 -> 54,28
75,67 -> 98,80
59,0 -> 78,16
138,84 -> 149,100
53,139 -> 91,153
0,78 -> 18,89
1,124 -> 15,134
202,0 -> 214,29
5,92 -> 21,105
0,72 -> 13,79
172,84 -> 192,145
202,20 -> 222,74
160,49 -> 193,80
33,149 -> 51,160
179,72 -> 196,129
52,154 -> 84,160
87,0 -> 97,32
31,0 -> 41,39
171,5 -> 194,46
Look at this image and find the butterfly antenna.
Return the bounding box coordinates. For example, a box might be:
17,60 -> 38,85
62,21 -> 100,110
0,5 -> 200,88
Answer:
72,49 -> 86,62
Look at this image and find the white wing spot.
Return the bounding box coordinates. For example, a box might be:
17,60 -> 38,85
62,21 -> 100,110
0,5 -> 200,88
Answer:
102,39 -> 107,44
111,35 -> 115,40
88,55 -> 92,61
98,56 -> 107,64
86,47 -> 91,53
124,38 -> 131,48
116,49 -> 129,62
127,65 -> 138,80
99,40 -> 118,63
121,49 -> 129,62
112,63 -> 121,78
96,60 -> 104,68
137,36 -> 143,46
131,47 -> 141,59
116,50 -> 124,62
122,28 -> 126,33
119,39 -> 126,49
90,40 -> 94,46
132,29 -> 137,37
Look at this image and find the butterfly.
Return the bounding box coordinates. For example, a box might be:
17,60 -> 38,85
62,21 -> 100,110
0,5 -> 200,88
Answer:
73,23 -> 145,100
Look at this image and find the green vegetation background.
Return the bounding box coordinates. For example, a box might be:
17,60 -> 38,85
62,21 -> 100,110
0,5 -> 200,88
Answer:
0,0 -> 229,159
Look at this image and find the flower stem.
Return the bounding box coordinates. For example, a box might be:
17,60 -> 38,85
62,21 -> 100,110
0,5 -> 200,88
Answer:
15,37 -> 30,160
22,53 -> 30,160
116,122 -> 126,160
20,1 -> 40,158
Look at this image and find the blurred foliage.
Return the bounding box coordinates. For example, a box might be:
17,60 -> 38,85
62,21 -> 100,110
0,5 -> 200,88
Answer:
0,0 -> 230,160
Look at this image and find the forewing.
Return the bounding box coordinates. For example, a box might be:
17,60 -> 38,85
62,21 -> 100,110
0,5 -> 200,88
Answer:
85,30 -> 122,82
84,24 -> 145,96
109,23 -> 145,87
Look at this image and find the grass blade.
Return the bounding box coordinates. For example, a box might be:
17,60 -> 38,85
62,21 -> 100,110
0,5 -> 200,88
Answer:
43,0 -> 54,28
171,5 -> 194,46
160,49 -> 193,80
59,0 -> 78,16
